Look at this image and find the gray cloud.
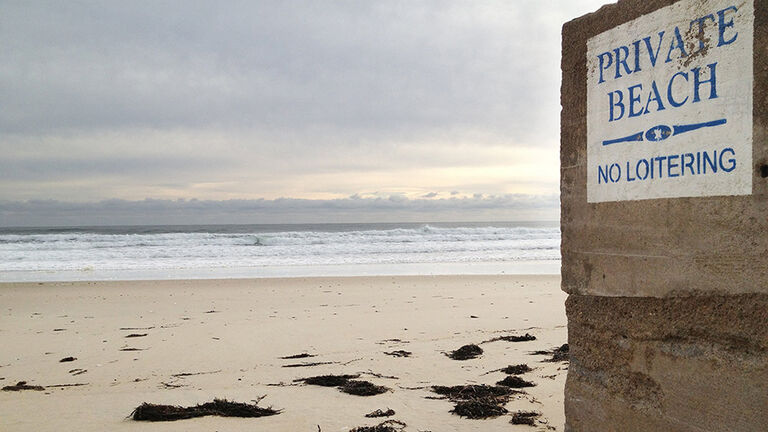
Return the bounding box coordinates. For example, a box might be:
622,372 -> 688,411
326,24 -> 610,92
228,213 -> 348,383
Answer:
0,194 -> 559,226
0,1 -> 607,219
1,1 -> 607,137
0,154 -> 228,181
1,2 -> 570,136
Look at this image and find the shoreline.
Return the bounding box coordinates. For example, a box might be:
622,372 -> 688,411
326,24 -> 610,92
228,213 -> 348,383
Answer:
0,274 -> 567,431
0,260 -> 562,283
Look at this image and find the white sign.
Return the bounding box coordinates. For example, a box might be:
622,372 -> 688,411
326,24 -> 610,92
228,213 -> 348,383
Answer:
586,0 -> 754,203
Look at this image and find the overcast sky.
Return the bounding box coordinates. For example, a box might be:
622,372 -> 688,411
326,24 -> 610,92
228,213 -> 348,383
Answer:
0,1 -> 609,226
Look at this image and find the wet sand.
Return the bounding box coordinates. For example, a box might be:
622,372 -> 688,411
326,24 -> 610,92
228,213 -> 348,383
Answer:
0,275 -> 567,431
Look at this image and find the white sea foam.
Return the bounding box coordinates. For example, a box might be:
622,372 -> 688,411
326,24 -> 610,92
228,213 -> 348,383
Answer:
0,224 -> 560,280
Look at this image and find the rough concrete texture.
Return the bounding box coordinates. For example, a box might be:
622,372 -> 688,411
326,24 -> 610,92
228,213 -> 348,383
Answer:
565,294 -> 768,432
561,1 -> 768,430
561,0 -> 768,298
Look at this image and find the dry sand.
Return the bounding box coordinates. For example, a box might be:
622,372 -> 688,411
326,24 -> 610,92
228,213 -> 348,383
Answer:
0,275 -> 567,431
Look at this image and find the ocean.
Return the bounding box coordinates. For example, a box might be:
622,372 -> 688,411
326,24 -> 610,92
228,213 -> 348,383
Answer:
0,222 -> 561,282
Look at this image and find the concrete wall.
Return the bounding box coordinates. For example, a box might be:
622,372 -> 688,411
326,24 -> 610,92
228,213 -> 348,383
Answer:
561,0 -> 768,430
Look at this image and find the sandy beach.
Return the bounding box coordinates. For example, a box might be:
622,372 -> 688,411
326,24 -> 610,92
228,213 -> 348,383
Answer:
0,275 -> 567,431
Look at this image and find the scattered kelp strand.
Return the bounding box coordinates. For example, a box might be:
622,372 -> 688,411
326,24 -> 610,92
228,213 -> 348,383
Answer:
362,371 -> 398,379
447,344 -> 483,360
125,333 -> 147,338
130,398 -> 281,421
59,356 -> 76,362
383,350 -> 411,358
484,333 -> 536,343
282,361 -> 335,368
280,353 -> 316,359
45,383 -> 88,388
170,370 -> 222,378
377,338 -> 409,344
350,419 -> 406,432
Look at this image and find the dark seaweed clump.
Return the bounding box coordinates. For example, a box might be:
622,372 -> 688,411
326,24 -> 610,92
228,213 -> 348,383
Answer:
130,398 -> 281,421
452,400 -> 508,419
349,419 -> 406,432
340,380 -> 389,396
447,344 -> 483,360
298,374 -> 359,387
550,344 -> 569,362
501,364 -> 532,375
431,385 -> 517,419
532,344 -> 569,362
431,384 -> 513,400
510,410 -> 541,425
297,374 -> 388,396
2,381 -> 45,392
496,376 -> 536,388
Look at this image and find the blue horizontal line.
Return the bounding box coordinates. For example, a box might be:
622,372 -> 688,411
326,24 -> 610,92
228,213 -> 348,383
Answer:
602,131 -> 643,146
673,118 -> 726,136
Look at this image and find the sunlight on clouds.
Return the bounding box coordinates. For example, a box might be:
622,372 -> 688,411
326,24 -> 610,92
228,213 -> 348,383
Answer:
0,127 -> 559,201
